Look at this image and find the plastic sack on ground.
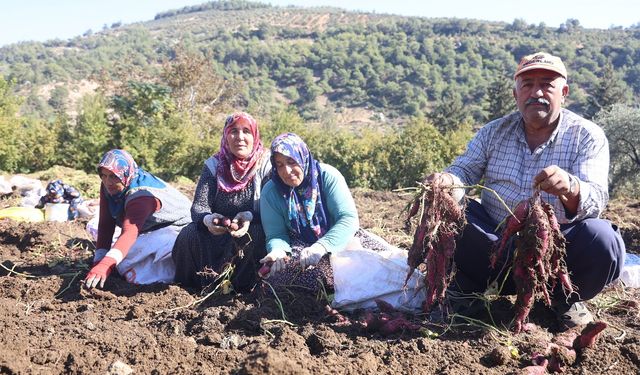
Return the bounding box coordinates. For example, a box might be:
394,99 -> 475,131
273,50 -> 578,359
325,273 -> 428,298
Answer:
0,207 -> 45,222
77,199 -> 100,218
116,226 -> 180,284
0,176 -> 11,195
86,215 -> 121,244
331,247 -> 426,312
8,176 -> 43,207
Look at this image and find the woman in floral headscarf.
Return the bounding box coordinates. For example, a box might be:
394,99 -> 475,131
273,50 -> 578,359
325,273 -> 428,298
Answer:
172,112 -> 271,293
258,132 -> 360,292
84,149 -> 192,289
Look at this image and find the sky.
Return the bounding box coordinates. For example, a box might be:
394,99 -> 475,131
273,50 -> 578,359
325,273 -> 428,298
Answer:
1,0 -> 639,47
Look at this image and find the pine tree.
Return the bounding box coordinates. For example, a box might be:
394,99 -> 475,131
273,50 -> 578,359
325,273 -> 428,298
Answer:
584,62 -> 631,119
484,73 -> 516,122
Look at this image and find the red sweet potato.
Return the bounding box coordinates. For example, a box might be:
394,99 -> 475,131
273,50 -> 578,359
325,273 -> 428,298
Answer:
258,262 -> 272,278
405,183 -> 466,314
519,358 -> 548,375
212,216 -> 245,232
490,199 -> 529,268
573,321 -> 607,350
228,221 -> 240,231
379,316 -> 421,336
495,193 -> 573,333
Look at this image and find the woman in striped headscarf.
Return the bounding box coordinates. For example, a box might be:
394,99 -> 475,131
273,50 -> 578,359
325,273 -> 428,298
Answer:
172,112 -> 271,293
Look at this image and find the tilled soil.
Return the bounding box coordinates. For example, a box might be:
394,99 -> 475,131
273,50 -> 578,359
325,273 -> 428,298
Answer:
0,190 -> 639,374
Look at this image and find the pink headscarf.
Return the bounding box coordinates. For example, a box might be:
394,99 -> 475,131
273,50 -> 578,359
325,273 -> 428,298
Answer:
215,112 -> 265,192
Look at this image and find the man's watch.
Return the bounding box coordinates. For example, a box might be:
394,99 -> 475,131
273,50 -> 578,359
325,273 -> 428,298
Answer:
568,174 -> 578,195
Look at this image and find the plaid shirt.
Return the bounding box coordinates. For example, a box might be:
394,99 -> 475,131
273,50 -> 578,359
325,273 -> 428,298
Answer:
446,108 -> 609,224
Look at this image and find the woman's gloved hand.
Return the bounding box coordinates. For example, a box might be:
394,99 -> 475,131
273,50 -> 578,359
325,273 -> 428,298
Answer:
203,213 -> 227,235
299,243 -> 327,269
84,256 -> 116,289
259,249 -> 289,277
229,211 -> 253,238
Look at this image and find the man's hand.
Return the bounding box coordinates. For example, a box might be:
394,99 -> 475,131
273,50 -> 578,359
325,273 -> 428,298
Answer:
203,213 -> 227,235
229,211 -> 253,238
259,249 -> 288,277
299,243 -> 327,269
84,256 -> 116,289
423,172 -> 454,187
533,165 -> 575,197
423,172 -> 465,202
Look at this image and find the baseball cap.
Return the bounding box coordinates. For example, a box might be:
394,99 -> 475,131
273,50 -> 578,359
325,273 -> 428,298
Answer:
514,52 -> 567,79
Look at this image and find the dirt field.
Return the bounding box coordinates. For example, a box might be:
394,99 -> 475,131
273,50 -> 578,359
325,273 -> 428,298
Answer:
1,190 -> 639,374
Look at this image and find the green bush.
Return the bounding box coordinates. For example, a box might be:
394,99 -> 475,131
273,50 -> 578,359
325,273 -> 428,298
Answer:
0,77 -> 22,172
595,104 -> 640,198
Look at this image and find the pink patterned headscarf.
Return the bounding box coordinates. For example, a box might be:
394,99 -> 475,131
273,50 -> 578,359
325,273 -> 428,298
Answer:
215,112 -> 264,192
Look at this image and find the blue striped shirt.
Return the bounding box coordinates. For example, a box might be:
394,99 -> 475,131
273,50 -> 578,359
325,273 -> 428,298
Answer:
446,108 -> 609,224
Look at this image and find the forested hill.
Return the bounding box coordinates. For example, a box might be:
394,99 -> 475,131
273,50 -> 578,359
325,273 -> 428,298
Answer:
1,1 -> 639,196
0,0 -> 638,125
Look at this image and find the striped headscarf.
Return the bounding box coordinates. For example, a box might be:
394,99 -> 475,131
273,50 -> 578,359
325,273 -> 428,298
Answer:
270,132 -> 328,243
215,112 -> 265,192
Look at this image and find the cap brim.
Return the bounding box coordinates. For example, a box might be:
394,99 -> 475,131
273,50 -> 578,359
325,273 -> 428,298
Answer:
514,66 -> 567,79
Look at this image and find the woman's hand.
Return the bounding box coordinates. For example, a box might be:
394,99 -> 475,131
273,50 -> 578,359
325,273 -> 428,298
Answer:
299,243 -> 327,269
229,211 -> 253,238
259,249 -> 289,277
203,213 -> 227,235
84,256 -> 116,289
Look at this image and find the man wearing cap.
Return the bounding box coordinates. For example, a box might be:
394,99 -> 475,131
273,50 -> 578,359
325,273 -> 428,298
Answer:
423,52 -> 626,330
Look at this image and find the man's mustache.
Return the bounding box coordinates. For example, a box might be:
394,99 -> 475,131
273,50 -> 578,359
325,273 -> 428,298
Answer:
525,98 -> 550,106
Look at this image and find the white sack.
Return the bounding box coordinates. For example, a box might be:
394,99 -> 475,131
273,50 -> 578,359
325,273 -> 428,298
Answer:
331,247 -> 425,312
116,226 -> 179,285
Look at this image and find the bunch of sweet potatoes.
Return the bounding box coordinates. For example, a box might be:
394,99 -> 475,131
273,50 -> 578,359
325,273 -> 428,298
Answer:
491,192 -> 573,333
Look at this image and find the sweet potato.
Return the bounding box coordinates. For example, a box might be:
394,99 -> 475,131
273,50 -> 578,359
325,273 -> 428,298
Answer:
519,358 -> 548,375
490,199 -> 529,268
228,221 -> 240,231
374,298 -> 397,315
324,304 -> 349,324
379,317 -> 421,335
573,321 -> 607,350
405,183 -> 466,314
212,216 -> 244,232
258,262 -> 272,278
541,320 -> 608,372
496,192 -> 573,333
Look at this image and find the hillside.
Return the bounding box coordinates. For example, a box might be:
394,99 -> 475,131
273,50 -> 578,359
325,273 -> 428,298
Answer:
1,0 -> 639,124
1,0 -> 639,197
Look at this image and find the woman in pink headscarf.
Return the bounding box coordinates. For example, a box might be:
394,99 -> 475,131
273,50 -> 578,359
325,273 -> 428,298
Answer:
172,112 -> 271,293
